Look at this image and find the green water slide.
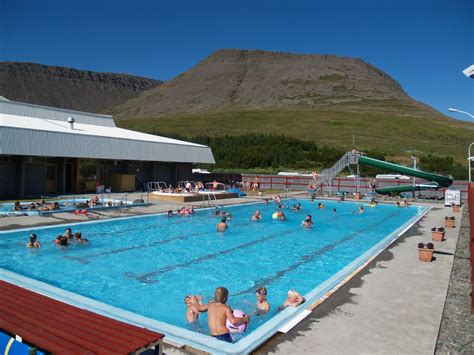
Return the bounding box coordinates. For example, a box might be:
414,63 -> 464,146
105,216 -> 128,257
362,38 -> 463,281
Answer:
358,156 -> 453,195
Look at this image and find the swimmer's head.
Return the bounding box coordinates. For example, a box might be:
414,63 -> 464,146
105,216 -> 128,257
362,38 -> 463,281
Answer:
256,287 -> 267,296
215,287 -> 229,304
288,289 -> 299,301
221,217 -> 227,223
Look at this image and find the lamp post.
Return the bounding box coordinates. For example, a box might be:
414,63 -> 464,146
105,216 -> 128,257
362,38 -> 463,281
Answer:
411,156 -> 417,198
448,107 -> 474,119
447,108 -> 474,182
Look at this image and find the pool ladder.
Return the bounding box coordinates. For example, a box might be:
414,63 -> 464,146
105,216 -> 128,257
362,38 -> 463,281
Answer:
203,192 -> 218,207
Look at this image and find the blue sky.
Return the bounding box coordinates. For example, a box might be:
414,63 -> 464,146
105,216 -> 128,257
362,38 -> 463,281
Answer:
1,0 -> 472,120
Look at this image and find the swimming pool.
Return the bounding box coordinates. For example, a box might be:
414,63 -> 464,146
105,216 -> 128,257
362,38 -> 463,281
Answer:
0,199 -> 428,353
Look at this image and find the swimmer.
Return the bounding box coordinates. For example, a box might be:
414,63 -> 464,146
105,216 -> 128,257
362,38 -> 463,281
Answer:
194,287 -> 250,343
73,232 -> 89,243
302,215 -> 313,228
184,294 -> 203,323
292,203 -> 301,211
226,213 -> 232,220
278,290 -> 305,311
317,202 -> 325,209
54,235 -> 68,246
64,228 -> 73,239
251,210 -> 262,221
332,208 -> 337,213
216,217 -> 228,232
278,211 -> 286,221
26,234 -> 41,248
167,210 -> 174,217
264,198 -> 269,205
255,287 -> 270,314
358,206 -> 364,214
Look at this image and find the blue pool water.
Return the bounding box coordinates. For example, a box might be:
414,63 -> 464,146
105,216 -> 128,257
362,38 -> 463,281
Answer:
0,199 -> 425,349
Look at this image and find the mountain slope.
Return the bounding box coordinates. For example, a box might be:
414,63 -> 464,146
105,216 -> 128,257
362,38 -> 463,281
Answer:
111,49 -> 473,162
0,62 -> 162,113
110,49 -> 440,119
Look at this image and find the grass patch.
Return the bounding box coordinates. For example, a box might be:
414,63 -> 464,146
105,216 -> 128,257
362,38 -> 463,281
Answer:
116,109 -> 474,163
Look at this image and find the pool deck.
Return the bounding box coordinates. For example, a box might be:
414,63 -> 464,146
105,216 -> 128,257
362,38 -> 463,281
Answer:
0,194 -> 471,354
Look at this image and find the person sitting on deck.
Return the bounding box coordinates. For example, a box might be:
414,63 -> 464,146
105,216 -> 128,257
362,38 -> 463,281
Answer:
184,294 -> 203,323
278,290 -> 305,311
90,195 -> 99,206
302,215 -> 314,228
255,287 -> 270,314
251,210 -> 262,221
193,287 -> 250,343
26,234 -> 41,248
216,217 -> 228,232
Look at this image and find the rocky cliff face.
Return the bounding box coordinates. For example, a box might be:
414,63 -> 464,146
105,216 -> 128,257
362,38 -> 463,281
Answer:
110,49 -> 439,119
0,62 -> 162,113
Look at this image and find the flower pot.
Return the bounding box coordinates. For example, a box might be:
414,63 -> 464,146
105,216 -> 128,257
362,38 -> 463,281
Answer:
354,192 -> 362,200
444,219 -> 455,228
431,231 -> 445,242
452,205 -> 460,212
418,248 -> 434,262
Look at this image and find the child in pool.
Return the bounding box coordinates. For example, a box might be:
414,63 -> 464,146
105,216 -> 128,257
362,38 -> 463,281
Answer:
278,290 -> 305,310
255,287 -> 270,314
184,294 -> 203,323
194,287 -> 249,343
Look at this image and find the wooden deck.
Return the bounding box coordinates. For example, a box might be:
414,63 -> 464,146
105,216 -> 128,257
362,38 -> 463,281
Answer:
0,280 -> 164,354
150,191 -> 238,202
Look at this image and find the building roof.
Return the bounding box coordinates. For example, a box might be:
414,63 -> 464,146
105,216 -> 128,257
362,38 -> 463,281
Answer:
0,99 -> 116,127
0,100 -> 215,164
0,280 -> 164,354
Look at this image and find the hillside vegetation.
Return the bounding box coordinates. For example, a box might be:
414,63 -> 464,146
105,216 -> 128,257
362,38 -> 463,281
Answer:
146,132 -> 468,179
117,109 -> 473,163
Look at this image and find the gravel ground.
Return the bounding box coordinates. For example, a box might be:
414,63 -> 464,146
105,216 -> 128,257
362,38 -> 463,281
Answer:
435,205 -> 474,353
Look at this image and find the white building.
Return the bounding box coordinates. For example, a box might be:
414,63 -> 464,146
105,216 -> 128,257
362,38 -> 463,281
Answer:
0,98 -> 215,198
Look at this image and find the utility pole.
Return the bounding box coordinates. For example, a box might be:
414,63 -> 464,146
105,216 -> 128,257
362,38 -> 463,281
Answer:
411,156 -> 417,199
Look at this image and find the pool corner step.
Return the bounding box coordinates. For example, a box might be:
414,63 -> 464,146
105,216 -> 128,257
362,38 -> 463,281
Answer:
277,310 -> 312,333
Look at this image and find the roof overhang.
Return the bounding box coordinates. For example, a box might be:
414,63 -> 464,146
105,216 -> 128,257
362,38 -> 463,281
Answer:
0,114 -> 215,164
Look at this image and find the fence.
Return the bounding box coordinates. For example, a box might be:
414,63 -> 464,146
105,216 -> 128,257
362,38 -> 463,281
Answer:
468,183 -> 474,314
241,174 -> 471,201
